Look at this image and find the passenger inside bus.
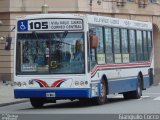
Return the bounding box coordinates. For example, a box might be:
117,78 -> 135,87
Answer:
74,40 -> 82,61
45,41 -> 50,65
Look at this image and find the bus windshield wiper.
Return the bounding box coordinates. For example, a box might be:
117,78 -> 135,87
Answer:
55,31 -> 68,49
32,31 -> 39,41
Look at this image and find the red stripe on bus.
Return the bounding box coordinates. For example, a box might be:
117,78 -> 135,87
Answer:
51,79 -> 64,87
91,62 -> 151,77
36,79 -> 49,87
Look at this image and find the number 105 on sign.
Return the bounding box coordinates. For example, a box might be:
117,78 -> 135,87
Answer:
29,21 -> 49,30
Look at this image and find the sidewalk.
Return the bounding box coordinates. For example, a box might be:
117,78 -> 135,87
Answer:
0,81 -> 28,107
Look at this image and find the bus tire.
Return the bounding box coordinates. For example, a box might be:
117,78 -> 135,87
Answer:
132,76 -> 142,99
93,79 -> 107,105
30,98 -> 44,108
123,76 -> 142,99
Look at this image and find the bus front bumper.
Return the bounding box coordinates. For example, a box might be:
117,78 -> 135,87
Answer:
14,88 -> 91,99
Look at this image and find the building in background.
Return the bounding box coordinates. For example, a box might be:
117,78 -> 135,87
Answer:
0,0 -> 160,84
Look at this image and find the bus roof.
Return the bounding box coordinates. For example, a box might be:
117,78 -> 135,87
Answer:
16,13 -> 152,30
87,15 -> 152,30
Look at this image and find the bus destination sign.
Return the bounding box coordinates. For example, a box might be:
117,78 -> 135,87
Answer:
17,19 -> 83,31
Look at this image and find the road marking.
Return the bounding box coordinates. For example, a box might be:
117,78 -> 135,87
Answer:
154,96 -> 160,100
109,95 -> 151,99
114,95 -> 123,98
143,93 -> 160,95
138,95 -> 150,100
108,94 -> 123,98
141,95 -> 150,98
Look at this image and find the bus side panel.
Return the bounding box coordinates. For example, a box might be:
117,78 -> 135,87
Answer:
108,76 -> 150,94
143,76 -> 150,88
108,78 -> 137,94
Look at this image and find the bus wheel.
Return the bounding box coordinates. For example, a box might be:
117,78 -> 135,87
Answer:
132,76 -> 142,99
123,76 -> 142,99
30,98 -> 44,108
93,79 -> 107,105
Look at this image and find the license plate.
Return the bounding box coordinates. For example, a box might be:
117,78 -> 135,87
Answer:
46,92 -> 56,97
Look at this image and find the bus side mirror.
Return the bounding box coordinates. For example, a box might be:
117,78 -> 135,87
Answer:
90,35 -> 98,49
5,37 -> 12,50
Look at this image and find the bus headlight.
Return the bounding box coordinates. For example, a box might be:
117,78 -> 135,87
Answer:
80,81 -> 84,86
22,82 -> 27,86
17,82 -> 22,87
75,81 -> 79,86
75,81 -> 87,86
85,81 -> 88,85
13,82 -> 18,86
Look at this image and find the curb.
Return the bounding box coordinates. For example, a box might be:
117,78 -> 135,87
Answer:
0,100 -> 29,107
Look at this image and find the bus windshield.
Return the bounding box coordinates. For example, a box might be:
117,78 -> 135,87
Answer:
16,32 -> 85,74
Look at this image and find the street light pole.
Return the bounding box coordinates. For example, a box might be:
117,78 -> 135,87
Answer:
42,0 -> 49,13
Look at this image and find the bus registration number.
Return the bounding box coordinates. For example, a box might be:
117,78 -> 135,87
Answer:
46,93 -> 56,97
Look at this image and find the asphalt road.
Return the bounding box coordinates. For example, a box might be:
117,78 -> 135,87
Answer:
0,85 -> 160,114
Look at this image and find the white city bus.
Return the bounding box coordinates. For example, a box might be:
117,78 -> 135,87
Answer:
14,14 -> 154,108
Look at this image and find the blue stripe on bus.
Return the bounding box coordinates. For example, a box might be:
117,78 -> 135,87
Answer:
14,88 -> 91,98
108,76 -> 150,94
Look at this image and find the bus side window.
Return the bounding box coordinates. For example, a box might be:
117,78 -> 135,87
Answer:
89,28 -> 97,69
105,28 -> 114,63
147,31 -> 152,59
95,27 -> 106,65
136,30 -> 143,61
129,30 -> 136,62
121,29 -> 129,63
143,31 -> 149,61
113,28 -> 121,63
